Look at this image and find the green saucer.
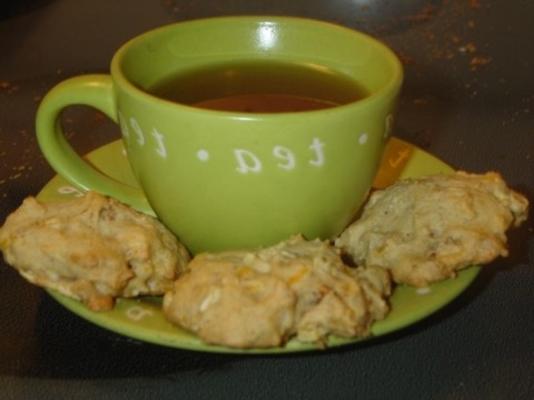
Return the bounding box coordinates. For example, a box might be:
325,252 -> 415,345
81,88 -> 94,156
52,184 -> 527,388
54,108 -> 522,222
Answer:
37,137 -> 479,353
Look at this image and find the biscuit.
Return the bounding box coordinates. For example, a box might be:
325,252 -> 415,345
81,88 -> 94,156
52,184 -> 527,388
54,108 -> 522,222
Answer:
0,192 -> 190,310
336,172 -> 529,287
163,235 -> 391,348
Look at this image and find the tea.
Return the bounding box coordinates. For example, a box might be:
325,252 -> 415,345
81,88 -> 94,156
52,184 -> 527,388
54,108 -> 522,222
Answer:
148,61 -> 368,113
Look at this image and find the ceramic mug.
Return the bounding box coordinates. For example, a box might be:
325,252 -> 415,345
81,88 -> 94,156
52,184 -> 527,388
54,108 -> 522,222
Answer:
36,16 -> 403,253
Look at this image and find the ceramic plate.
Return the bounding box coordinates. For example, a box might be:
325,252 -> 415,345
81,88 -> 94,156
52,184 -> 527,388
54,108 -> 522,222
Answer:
37,137 -> 479,353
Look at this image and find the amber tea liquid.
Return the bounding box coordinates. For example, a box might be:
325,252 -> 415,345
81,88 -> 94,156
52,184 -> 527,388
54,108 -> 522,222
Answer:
148,60 -> 368,113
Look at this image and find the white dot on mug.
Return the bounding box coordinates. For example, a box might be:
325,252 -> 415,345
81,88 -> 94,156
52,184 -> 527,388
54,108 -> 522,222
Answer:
197,149 -> 210,161
358,132 -> 368,145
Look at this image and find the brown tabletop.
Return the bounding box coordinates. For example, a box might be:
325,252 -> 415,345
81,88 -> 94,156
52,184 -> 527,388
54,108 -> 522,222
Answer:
1,1 -> 533,399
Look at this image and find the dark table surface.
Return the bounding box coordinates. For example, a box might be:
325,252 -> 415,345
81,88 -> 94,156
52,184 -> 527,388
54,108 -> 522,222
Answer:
1,1 -> 533,399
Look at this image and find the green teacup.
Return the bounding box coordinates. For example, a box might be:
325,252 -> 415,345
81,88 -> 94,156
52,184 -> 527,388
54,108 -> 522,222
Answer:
36,16 -> 403,253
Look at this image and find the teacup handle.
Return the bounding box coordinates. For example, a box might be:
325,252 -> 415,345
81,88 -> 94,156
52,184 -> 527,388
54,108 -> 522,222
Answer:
35,74 -> 151,213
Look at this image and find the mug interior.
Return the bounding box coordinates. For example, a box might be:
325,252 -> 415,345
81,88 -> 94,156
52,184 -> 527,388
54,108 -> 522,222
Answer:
113,17 -> 402,106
